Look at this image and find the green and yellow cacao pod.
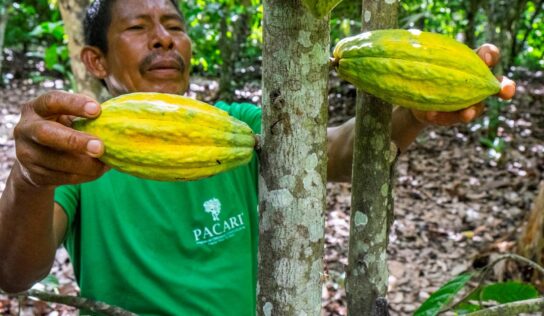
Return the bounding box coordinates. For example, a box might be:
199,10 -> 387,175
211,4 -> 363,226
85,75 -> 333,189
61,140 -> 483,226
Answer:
301,0 -> 343,18
333,29 -> 501,112
73,93 -> 256,181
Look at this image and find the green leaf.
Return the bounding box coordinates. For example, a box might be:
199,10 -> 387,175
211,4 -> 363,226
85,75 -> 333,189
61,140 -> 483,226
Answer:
481,282 -> 539,304
414,273 -> 473,316
455,282 -> 539,314
38,274 -> 59,288
44,44 -> 59,70
29,21 -> 64,41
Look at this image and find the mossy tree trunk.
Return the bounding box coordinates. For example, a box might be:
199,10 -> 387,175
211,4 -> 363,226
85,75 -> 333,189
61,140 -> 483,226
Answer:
58,0 -> 106,100
517,182 -> 544,281
258,1 -> 329,315
0,1 -> 10,82
463,0 -> 480,48
482,0 -> 529,75
218,0 -> 251,102
346,1 -> 398,315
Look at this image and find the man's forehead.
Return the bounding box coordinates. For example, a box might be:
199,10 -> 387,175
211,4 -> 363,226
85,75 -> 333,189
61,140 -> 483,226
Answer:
111,0 -> 181,20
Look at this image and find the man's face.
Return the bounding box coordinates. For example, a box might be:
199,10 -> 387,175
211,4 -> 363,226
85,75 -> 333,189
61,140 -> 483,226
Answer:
102,0 -> 192,96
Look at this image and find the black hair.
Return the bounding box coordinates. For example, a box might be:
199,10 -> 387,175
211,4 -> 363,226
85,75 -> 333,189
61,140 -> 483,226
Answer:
83,0 -> 182,55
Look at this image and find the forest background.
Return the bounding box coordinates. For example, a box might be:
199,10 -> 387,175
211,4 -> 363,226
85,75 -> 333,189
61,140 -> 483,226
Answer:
0,0 -> 543,315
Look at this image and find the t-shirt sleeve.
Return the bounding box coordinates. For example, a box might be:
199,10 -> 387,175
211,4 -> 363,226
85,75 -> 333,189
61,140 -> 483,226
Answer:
54,184 -> 80,231
215,101 -> 262,134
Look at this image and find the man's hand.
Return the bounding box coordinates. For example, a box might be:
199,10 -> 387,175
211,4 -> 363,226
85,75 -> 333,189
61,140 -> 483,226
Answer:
13,91 -> 109,187
411,44 -> 517,126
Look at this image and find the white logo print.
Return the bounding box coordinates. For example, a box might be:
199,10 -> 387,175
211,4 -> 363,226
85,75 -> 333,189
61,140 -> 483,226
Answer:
193,198 -> 248,246
204,198 -> 221,222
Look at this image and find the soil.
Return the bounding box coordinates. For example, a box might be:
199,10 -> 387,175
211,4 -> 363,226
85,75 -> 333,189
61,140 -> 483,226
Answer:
0,70 -> 543,315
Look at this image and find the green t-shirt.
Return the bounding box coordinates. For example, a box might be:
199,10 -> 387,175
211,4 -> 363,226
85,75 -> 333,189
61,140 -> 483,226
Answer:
54,101 -> 261,316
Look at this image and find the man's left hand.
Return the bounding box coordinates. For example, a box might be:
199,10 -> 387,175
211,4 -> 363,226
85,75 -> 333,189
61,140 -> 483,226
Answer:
411,44 -> 517,127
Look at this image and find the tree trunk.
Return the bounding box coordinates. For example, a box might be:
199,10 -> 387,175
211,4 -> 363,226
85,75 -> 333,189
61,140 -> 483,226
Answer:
257,1 -> 329,315
0,2 -> 10,82
464,0 -> 480,48
483,0 -> 528,75
517,182 -> 544,281
346,1 -> 398,315
218,0 -> 251,102
58,0 -> 106,100
511,0 -> 543,66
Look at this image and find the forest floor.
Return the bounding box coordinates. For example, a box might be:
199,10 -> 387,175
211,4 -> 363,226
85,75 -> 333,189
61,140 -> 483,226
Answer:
0,70 -> 542,315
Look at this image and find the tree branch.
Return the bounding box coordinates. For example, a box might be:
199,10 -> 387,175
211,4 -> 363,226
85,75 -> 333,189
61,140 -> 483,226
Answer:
512,0 -> 543,62
443,253 -> 544,313
466,298 -> 544,316
1,290 -> 137,316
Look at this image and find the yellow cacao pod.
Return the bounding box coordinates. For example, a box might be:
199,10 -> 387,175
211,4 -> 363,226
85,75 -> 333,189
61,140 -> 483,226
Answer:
333,29 -> 501,112
73,93 -> 256,181
301,0 -> 343,18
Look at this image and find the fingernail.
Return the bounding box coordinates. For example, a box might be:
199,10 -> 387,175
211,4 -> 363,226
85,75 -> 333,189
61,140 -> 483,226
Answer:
485,53 -> 492,65
87,140 -> 103,155
464,109 -> 475,122
84,102 -> 100,116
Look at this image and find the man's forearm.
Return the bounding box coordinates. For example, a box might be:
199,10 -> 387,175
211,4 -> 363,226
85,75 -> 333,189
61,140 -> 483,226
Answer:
327,107 -> 427,182
0,163 -> 59,293
392,106 -> 428,153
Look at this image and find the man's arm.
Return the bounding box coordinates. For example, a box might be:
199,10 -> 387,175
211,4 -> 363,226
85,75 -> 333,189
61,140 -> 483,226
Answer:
327,106 -> 427,182
326,44 -> 516,183
0,164 -> 68,293
0,91 -> 107,293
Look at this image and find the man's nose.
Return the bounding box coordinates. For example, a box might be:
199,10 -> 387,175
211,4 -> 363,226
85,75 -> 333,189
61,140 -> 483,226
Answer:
151,25 -> 174,50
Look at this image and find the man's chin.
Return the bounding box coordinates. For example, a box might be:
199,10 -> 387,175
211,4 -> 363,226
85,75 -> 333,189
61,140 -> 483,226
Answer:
138,83 -> 188,95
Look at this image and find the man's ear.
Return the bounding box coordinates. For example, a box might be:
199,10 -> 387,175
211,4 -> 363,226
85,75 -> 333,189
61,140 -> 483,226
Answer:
81,46 -> 108,79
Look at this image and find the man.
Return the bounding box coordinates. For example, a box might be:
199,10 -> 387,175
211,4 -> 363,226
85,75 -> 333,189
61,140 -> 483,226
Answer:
0,0 -> 515,314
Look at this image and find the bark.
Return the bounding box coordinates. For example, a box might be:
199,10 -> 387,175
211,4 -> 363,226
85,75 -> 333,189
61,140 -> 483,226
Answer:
346,1 -> 398,315
218,9 -> 234,102
464,0 -> 480,48
0,290 -> 137,316
517,182 -> 544,279
512,0 -> 544,65
58,0 -> 106,100
218,0 -> 251,102
482,0 -> 529,75
258,1 -> 329,315
0,2 -> 9,81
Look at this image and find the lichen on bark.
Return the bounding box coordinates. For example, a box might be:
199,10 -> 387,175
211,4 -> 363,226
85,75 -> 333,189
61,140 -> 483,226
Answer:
258,1 -> 330,315
346,0 -> 399,315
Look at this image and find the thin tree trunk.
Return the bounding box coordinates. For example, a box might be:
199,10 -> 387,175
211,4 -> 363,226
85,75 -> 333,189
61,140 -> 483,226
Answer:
483,0 -> 528,75
346,1 -> 398,315
58,0 -> 106,100
258,0 -> 329,315
464,0 -> 480,48
0,2 -> 10,81
218,7 -> 234,102
517,182 -> 544,280
218,0 -> 251,102
511,0 -> 543,66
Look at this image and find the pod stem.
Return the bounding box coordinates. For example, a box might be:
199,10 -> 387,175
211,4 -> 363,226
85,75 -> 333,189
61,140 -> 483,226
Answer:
329,57 -> 339,71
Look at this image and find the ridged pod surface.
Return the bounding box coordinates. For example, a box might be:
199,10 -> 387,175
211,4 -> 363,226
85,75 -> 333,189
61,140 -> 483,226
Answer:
333,29 -> 501,112
301,0 -> 343,18
73,93 -> 256,181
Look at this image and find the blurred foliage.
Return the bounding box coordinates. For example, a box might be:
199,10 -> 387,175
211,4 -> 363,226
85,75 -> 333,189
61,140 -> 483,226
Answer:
1,0 -> 542,148
2,0 -> 69,82
180,0 -> 262,76
514,1 -> 544,69
2,0 -> 542,79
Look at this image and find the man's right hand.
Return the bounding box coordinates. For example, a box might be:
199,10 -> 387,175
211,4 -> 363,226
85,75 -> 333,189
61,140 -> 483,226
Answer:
13,91 -> 109,188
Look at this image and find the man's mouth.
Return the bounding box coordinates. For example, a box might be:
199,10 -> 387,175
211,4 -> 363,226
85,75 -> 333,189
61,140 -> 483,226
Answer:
140,53 -> 186,79
147,60 -> 182,72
